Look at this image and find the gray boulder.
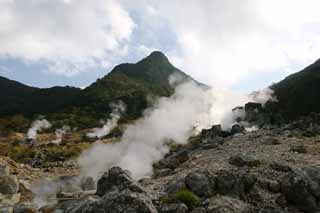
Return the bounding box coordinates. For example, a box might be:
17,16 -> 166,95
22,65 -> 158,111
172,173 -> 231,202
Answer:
185,171 -> 215,198
156,150 -> 190,170
281,166 -> 320,212
0,175 -> 19,194
101,190 -> 157,213
96,167 -> 144,197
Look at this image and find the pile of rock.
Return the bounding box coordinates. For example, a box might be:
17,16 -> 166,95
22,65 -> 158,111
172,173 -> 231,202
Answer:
49,167 -> 158,212
0,164 -> 36,213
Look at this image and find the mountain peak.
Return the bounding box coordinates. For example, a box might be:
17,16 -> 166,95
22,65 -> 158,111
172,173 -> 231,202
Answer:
140,51 -> 169,64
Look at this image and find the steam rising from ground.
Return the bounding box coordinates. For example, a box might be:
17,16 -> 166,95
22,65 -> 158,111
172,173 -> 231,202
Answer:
51,125 -> 71,144
78,80 -> 276,179
27,119 -> 52,140
86,102 -> 126,139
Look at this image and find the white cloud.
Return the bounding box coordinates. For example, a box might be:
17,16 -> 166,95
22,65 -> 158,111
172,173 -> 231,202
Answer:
122,0 -> 320,87
0,0 -> 135,76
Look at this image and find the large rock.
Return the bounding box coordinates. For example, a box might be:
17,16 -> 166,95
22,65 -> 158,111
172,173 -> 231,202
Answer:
156,150 -> 190,170
200,125 -> 231,143
53,166 -> 159,213
185,171 -> 215,198
206,195 -> 252,213
215,171 -> 257,201
164,178 -> 186,194
96,167 -> 144,197
101,190 -> 158,213
281,166 -> 320,212
0,175 -> 19,194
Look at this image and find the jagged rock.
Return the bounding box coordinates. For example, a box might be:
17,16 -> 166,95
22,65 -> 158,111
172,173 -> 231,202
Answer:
159,203 -> 188,213
101,190 -> 158,213
156,150 -> 190,170
0,175 -> 19,194
215,171 -> 257,200
200,137 -> 224,150
228,154 -> 261,167
185,171 -> 215,198
165,178 -> 186,194
231,124 -> 244,135
54,166 -> 157,213
206,195 -> 252,213
281,166 -> 320,212
290,144 -> 307,153
80,176 -> 96,191
200,125 -> 231,143
13,203 -> 38,213
96,167 -> 144,197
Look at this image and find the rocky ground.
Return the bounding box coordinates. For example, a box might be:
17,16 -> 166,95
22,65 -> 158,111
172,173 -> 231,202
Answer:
2,103 -> 320,212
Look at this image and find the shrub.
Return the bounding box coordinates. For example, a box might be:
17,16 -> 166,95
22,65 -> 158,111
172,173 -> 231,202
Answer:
175,189 -> 201,209
9,145 -> 37,163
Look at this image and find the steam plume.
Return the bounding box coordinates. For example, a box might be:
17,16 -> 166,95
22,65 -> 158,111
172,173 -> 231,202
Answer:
78,80 -> 276,179
86,101 -> 126,139
51,125 -> 71,144
27,119 -> 52,140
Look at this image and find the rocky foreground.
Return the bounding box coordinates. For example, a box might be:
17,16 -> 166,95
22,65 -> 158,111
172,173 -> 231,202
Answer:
2,103 -> 320,212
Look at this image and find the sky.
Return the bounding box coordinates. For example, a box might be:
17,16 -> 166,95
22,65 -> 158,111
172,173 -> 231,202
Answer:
1,0 -> 320,92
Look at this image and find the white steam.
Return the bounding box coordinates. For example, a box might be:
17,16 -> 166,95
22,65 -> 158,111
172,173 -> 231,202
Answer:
27,119 -> 52,140
86,102 -> 126,139
51,125 -> 71,144
78,80 -> 277,180
249,87 -> 278,106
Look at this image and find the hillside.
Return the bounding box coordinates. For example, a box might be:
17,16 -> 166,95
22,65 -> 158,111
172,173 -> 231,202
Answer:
271,59 -> 320,120
0,51 -> 196,123
78,51 -> 193,119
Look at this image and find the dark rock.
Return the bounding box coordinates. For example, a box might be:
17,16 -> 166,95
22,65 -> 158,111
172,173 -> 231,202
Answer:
215,171 -> 257,201
185,171 -> 215,198
270,162 -> 292,172
159,203 -> 188,213
200,125 -> 231,144
165,178 -> 186,194
228,154 -> 261,167
281,166 -> 320,212
96,167 -> 144,197
0,175 -> 19,194
156,150 -> 190,170
231,124 -> 244,135
101,190 -> 157,213
290,144 -> 307,153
